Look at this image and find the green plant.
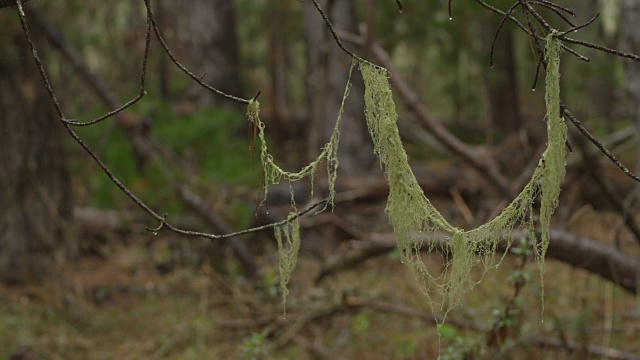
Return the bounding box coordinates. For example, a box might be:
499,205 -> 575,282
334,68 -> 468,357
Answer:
241,330 -> 272,360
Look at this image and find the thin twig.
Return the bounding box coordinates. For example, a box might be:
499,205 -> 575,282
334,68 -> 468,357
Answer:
34,6 -> 151,127
555,13 -> 599,37
476,0 -> 589,62
14,0 -> 325,241
15,0 -> 166,222
307,0 -> 384,70
531,50 -> 544,90
142,0 -> 251,104
163,199 -> 329,240
530,1 -> 575,27
395,0 -> 403,14
490,1 -> 521,68
534,0 -> 576,17
506,0 -> 640,184
563,106 -> 640,183
559,35 -> 640,62
476,0 -> 531,35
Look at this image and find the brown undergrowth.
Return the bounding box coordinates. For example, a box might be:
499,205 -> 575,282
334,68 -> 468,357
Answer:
1,201 -> 638,359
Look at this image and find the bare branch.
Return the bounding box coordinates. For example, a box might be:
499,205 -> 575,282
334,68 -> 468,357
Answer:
142,0 -> 253,104
24,2 -> 150,127
478,0 -> 640,184
530,1 -> 575,27
490,2 -> 521,68
12,0 -> 325,241
0,0 -> 29,9
307,0 -> 384,70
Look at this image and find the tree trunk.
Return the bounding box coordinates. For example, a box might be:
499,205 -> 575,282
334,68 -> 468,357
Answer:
620,0 -> 640,173
0,26 -> 72,284
482,24 -> 521,136
187,0 -> 243,108
303,0 -> 376,176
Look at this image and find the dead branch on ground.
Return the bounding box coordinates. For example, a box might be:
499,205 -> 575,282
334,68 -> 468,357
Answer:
316,230 -> 640,294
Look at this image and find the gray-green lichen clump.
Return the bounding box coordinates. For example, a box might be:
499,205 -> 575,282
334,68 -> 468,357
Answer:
358,33 -> 566,321
246,62 -> 355,310
246,34 -> 567,320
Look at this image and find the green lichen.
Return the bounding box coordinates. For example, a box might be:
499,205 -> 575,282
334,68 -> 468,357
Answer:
538,32 -> 567,306
247,60 -> 356,309
275,213 -> 300,313
247,35 -> 567,322
358,34 -> 566,321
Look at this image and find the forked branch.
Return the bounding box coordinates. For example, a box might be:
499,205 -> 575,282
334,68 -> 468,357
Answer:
11,0 -> 319,241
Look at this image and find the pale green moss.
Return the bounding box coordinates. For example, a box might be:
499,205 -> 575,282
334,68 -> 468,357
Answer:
247,60 -> 357,309
358,34 -> 566,321
247,35 -> 566,322
538,32 -> 567,307
275,213 -> 300,314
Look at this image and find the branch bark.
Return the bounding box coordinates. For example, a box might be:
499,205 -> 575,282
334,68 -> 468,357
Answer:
317,230 -> 640,294
178,187 -> 258,276
0,0 -> 29,9
24,3 -> 157,169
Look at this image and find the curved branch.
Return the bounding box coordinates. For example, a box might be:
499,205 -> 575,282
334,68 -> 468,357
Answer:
13,0 -> 325,241
481,0 -> 640,184
24,2 -> 150,127
307,0 -> 384,70
142,0 -> 251,104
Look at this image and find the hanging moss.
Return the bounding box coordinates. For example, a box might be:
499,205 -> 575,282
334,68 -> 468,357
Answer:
538,32 -> 567,305
247,35 -> 566,322
358,33 -> 566,321
275,213 -> 300,314
246,60 -> 356,309
247,61 -> 355,210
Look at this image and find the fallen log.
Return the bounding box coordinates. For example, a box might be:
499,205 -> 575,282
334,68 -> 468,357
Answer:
316,230 -> 640,294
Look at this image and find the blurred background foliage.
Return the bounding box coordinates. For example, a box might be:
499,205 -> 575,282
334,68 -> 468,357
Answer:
2,0 -> 639,358
36,0 -> 630,214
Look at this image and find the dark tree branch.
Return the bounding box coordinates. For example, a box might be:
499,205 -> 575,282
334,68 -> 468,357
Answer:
476,0 -> 640,185
490,2 -> 521,68
307,0 -> 384,70
0,0 -> 28,9
142,0 -> 253,104
529,1 -> 575,27
316,230 -> 640,294
178,187 -> 258,276
12,0 -> 323,241
394,0 -> 403,14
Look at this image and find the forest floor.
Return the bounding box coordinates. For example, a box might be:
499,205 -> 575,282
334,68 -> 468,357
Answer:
1,200 -> 640,359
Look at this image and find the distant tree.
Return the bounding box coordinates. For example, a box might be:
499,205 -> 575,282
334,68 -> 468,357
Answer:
187,0 -> 243,108
0,20 -> 72,284
482,21 -> 521,134
302,0 -> 377,175
621,0 -> 640,172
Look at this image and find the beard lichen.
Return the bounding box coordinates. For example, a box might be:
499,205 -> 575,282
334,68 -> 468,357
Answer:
246,61 -> 356,310
246,35 -> 567,322
358,33 -> 566,321
274,213 -> 300,314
